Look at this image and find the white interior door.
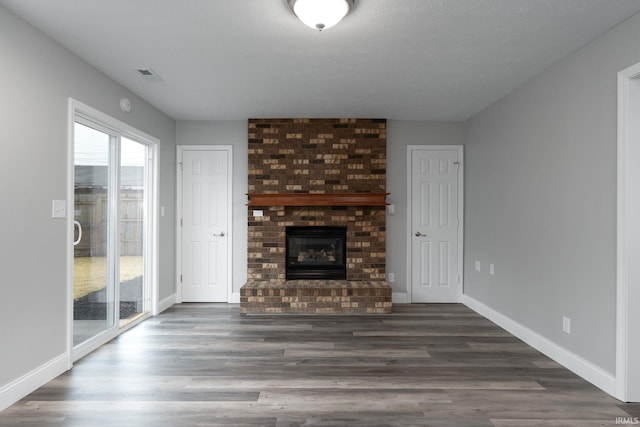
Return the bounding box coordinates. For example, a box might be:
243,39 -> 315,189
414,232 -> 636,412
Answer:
409,146 -> 463,303
180,148 -> 230,302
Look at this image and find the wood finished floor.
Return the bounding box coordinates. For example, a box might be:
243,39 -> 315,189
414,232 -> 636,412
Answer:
1,303 -> 639,426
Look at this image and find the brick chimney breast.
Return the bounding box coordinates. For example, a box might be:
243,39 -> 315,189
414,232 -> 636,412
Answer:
247,118 -> 387,282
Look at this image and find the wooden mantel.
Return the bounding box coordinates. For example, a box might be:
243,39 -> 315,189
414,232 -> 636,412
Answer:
247,193 -> 390,207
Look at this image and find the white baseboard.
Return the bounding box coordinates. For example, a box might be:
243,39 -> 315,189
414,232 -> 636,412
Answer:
161,293 -> 239,306
462,294 -> 616,397
157,293 -> 176,314
392,292 -> 409,303
0,353 -> 69,412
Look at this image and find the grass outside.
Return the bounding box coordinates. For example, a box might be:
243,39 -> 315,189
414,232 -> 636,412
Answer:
74,256 -> 143,300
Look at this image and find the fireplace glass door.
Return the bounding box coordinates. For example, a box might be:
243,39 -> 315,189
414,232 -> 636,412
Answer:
286,226 -> 347,280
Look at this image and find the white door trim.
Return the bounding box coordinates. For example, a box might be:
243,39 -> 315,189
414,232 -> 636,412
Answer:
406,145 -> 464,303
616,62 -> 640,402
176,145 -> 233,303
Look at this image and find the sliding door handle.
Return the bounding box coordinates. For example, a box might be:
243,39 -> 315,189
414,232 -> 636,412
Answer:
73,221 -> 82,246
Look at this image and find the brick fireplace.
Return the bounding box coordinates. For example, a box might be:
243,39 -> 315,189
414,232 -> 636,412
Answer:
240,118 -> 392,314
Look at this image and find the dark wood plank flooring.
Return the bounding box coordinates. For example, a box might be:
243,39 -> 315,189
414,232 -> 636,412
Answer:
1,303 -> 638,426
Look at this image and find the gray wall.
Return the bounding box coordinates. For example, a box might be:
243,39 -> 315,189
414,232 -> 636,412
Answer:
176,121 -> 248,295
0,6 -> 176,386
465,12 -> 640,375
175,120 -> 466,298
386,121 -> 467,296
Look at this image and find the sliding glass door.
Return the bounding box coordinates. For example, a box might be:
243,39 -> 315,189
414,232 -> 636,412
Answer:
118,137 -> 148,327
73,122 -> 116,346
72,116 -> 153,356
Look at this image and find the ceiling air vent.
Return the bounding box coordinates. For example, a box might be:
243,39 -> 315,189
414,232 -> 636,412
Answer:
136,68 -> 164,82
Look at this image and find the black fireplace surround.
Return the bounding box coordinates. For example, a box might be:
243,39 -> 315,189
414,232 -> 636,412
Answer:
285,226 -> 347,280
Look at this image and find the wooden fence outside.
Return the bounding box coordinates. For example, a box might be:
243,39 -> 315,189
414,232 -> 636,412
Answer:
74,188 -> 144,257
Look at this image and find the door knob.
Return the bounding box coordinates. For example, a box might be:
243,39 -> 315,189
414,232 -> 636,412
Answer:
213,232 -> 226,237
415,231 -> 426,237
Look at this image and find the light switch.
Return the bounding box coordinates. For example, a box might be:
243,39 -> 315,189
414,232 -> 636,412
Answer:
52,200 -> 66,218
387,204 -> 395,214
489,264 -> 495,276
475,260 -> 481,272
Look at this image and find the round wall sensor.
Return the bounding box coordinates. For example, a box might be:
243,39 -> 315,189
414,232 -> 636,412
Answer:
120,97 -> 131,113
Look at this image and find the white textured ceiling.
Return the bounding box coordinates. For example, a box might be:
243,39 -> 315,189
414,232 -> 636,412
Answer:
2,0 -> 640,121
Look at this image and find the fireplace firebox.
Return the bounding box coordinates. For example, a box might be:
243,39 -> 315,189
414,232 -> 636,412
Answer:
285,226 -> 347,280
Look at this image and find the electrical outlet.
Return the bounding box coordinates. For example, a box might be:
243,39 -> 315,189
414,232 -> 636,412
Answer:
563,316 -> 571,334
388,272 -> 395,283
489,264 -> 495,276
475,260 -> 481,272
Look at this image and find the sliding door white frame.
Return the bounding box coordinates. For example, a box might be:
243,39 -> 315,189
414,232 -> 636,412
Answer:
67,98 -> 159,363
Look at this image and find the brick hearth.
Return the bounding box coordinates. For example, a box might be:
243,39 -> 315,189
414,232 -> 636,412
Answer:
241,118 -> 391,314
240,280 -> 392,314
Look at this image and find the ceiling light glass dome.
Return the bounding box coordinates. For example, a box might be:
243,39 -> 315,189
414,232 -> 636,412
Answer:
288,0 -> 354,31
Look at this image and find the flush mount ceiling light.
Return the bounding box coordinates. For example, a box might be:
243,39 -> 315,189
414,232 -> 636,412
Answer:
287,0 -> 355,31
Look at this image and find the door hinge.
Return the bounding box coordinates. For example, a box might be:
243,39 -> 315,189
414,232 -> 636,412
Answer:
180,275 -> 182,283
180,219 -> 183,226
